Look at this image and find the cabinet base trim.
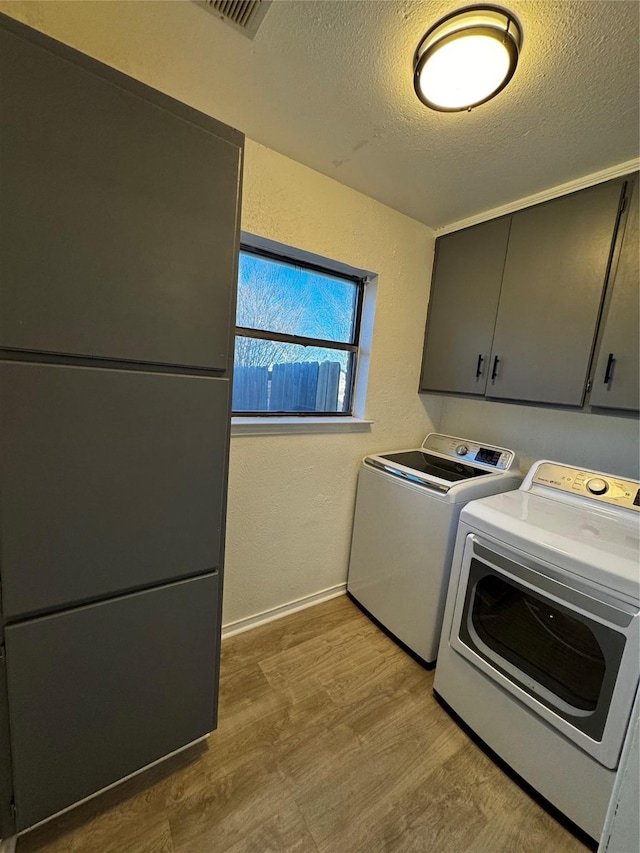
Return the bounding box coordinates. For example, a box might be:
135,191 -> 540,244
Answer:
222,584 -> 347,638
15,736 -> 209,838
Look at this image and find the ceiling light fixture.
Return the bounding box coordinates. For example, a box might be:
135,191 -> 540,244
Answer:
413,5 -> 522,112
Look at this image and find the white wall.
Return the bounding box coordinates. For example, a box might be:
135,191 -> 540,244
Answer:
433,395 -> 639,480
226,140 -> 439,628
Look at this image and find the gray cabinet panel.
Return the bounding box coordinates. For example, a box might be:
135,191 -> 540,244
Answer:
420,217 -> 511,395
487,180 -> 624,405
0,27 -> 241,369
590,177 -> 639,411
5,574 -> 220,830
0,362 -> 229,618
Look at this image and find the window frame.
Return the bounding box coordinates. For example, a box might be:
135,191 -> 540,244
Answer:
233,242 -> 367,418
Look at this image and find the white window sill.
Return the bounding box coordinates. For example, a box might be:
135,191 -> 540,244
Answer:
231,416 -> 373,436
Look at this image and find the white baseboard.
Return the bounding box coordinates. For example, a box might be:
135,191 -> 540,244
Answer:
221,584 -> 347,639
0,836 -> 16,853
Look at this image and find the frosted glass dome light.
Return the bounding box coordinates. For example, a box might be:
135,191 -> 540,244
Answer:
413,7 -> 522,112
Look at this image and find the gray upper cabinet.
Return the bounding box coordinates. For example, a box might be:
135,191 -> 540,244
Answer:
420,177 -> 629,409
420,217 -> 511,395
487,180 -> 625,405
589,176 -> 639,411
0,24 -> 242,369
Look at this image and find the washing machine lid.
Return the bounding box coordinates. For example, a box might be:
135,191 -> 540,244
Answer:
364,433 -> 519,494
461,490 -> 640,602
374,450 -> 490,482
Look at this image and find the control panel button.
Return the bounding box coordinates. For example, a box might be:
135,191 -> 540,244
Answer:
586,477 -> 608,495
476,446 -> 502,466
456,444 -> 469,456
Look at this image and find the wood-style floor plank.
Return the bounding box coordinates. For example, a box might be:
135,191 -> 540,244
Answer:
16,595 -> 591,853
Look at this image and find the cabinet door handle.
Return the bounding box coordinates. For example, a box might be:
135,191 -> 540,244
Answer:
475,354 -> 484,378
603,353 -> 616,384
491,355 -> 500,381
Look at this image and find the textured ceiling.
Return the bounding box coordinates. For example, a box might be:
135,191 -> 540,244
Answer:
3,0 -> 639,229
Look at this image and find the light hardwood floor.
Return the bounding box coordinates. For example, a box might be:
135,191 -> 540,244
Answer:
17,595 -> 592,853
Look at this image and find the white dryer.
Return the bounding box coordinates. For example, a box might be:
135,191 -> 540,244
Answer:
346,433 -> 521,665
434,460 -> 640,842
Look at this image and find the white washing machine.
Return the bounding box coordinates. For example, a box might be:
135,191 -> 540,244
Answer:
434,460 -> 640,842
346,433 -> 521,665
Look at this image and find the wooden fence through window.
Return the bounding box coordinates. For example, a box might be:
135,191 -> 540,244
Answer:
233,361 -> 341,412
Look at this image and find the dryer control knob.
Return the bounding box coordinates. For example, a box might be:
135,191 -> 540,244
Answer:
456,444 -> 469,456
587,477 -> 608,495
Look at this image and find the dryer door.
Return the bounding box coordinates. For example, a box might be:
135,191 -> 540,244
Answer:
449,534 -> 639,769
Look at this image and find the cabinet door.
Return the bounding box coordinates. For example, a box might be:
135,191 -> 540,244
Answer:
487,180 -> 625,405
0,26 -> 241,369
420,216 -> 511,394
589,177 -> 639,411
5,574 -> 220,831
0,362 -> 229,619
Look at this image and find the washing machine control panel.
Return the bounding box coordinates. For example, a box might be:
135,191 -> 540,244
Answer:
422,434 -> 515,470
531,462 -> 640,511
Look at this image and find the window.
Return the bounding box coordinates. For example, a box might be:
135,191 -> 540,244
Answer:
233,244 -> 366,416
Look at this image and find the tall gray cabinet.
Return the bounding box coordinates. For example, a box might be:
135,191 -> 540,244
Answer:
0,14 -> 243,834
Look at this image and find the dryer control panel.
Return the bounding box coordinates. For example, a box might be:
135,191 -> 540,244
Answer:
530,462 -> 640,511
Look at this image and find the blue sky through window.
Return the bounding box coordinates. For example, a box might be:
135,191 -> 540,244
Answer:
236,252 -> 357,346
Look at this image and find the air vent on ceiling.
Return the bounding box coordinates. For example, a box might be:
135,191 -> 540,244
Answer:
194,0 -> 271,39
